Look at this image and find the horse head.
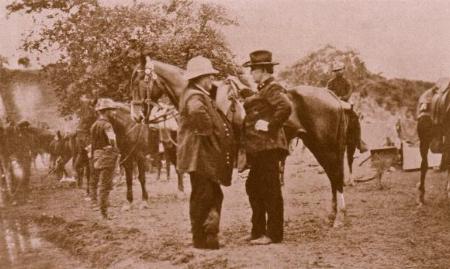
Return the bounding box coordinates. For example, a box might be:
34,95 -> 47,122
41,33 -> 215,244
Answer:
214,75 -> 251,127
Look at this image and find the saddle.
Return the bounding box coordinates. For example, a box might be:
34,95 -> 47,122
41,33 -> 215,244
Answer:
430,77 -> 450,125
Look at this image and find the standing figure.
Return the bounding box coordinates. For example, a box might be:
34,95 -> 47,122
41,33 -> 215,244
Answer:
90,98 -> 120,219
177,56 -> 236,249
241,50 -> 292,245
328,62 -> 367,153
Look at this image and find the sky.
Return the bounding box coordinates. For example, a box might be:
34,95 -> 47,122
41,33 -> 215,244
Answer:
1,0 -> 450,81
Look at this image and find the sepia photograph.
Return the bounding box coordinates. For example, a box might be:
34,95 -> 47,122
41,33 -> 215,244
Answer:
1,0 -> 450,268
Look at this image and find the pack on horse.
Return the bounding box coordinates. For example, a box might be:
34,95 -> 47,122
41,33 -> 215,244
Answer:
49,131 -> 75,179
28,124 -> 54,169
416,77 -> 450,206
49,128 -> 91,192
148,104 -> 180,182
137,55 -> 354,227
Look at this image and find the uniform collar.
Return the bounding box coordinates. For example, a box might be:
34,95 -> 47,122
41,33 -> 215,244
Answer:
194,84 -> 211,96
257,76 -> 275,91
98,114 -> 109,121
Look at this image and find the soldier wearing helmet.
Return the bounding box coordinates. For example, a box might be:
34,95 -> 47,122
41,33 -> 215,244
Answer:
177,56 -> 236,249
90,98 -> 120,220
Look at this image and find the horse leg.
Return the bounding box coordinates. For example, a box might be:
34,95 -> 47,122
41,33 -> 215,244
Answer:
156,154 -> 162,181
177,172 -> 184,192
73,155 -> 83,188
121,160 -> 134,211
165,151 -> 171,181
137,157 -> 149,202
85,162 -> 91,196
312,145 -> 346,227
417,141 -> 429,206
330,160 -> 346,228
345,145 -> 357,186
417,117 -> 432,206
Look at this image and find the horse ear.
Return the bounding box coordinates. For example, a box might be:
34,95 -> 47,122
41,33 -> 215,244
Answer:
56,130 -> 62,140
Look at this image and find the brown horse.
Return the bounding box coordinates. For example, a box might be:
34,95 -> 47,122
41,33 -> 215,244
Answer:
138,56 -> 351,227
99,103 -> 168,209
417,78 -> 450,206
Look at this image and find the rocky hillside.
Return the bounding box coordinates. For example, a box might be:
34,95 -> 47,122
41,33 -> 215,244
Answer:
279,45 -> 433,114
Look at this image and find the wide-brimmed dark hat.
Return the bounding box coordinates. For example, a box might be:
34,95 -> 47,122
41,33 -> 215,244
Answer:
243,50 -> 279,67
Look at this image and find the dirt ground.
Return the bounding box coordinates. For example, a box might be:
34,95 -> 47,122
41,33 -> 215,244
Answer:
1,147 -> 450,269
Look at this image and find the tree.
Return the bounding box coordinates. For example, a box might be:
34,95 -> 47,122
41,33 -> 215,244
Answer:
0,55 -> 9,69
17,57 -> 31,68
7,0 -> 238,116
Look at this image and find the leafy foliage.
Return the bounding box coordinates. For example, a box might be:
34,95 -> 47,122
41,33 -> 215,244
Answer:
0,55 -> 9,69
17,56 -> 31,68
7,0 -> 238,116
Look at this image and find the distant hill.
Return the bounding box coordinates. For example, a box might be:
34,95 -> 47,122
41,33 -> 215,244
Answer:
279,45 -> 433,114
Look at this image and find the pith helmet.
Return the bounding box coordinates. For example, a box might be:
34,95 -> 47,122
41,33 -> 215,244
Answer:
95,98 -> 117,111
184,56 -> 219,81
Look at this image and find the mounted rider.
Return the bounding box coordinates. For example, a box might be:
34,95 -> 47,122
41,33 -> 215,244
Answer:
327,62 -> 368,153
90,98 -> 120,220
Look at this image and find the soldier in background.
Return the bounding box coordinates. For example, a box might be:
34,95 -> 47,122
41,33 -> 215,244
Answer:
90,98 -> 120,220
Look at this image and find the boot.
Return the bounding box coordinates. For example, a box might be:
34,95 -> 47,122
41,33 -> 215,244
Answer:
205,234 -> 219,249
204,209 -> 220,249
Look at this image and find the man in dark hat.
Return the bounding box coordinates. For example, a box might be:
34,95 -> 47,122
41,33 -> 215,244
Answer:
177,56 -> 236,249
241,50 -> 292,245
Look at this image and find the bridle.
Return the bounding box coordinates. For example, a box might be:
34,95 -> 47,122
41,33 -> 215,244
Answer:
130,57 -> 159,123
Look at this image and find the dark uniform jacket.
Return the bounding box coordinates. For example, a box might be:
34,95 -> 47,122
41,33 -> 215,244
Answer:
242,77 -> 292,155
327,76 -> 352,101
90,117 -> 118,169
177,85 -> 236,186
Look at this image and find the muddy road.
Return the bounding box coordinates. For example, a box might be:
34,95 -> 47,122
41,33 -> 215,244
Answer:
1,149 -> 450,269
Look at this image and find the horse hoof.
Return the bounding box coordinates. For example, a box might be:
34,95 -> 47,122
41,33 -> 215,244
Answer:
139,201 -> 150,209
416,202 -> 425,208
345,181 -> 355,187
121,204 -> 132,211
332,219 -> 344,228
327,213 -> 336,224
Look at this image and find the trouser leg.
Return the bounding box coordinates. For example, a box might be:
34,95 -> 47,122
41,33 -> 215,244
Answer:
90,168 -> 100,201
246,155 -> 267,239
99,167 -> 114,218
189,172 -> 222,249
262,152 -> 284,243
247,150 -> 284,242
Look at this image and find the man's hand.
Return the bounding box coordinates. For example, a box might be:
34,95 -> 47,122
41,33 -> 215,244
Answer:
255,120 -> 269,131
